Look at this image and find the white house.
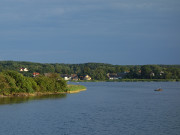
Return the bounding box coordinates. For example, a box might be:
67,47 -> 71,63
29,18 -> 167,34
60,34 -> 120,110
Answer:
64,76 -> 71,80
24,68 -> 29,72
20,68 -> 29,72
20,68 -> 24,71
84,75 -> 91,80
60,74 -> 72,81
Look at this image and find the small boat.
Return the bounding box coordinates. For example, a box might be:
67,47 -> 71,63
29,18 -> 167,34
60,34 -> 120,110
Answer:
154,88 -> 163,91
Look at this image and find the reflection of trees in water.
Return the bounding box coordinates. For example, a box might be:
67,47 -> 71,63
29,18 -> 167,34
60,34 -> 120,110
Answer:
0,94 -> 67,105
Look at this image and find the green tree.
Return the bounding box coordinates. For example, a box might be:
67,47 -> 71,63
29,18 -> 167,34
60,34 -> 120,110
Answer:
93,68 -> 107,80
83,66 -> 91,75
141,65 -> 152,79
151,65 -> 162,79
0,74 -> 10,94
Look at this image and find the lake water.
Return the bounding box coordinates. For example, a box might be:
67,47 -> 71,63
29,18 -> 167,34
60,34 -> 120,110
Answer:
0,82 -> 180,135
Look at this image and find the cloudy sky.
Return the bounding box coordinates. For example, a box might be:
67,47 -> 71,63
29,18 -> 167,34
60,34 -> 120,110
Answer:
0,0 -> 180,65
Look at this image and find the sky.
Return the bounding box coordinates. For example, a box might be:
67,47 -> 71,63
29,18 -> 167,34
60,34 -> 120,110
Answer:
0,0 -> 180,65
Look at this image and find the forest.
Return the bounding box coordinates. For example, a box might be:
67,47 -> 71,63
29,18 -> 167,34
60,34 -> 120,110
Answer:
0,61 -> 180,80
0,70 -> 67,96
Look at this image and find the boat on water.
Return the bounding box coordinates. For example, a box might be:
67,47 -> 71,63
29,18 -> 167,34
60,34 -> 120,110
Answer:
154,88 -> 163,91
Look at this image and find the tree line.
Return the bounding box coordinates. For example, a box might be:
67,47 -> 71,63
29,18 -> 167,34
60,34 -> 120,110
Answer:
0,70 -> 67,95
0,61 -> 180,80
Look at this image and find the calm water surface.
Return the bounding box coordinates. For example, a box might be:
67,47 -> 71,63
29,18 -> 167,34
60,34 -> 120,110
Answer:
0,82 -> 180,135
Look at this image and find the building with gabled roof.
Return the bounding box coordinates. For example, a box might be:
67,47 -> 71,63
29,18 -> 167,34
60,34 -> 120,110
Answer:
83,75 -> 91,80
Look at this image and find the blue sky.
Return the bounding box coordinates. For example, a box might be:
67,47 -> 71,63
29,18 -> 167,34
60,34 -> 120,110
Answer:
0,0 -> 180,65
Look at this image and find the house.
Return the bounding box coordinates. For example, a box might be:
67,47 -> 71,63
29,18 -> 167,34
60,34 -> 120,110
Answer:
60,74 -> 79,81
107,73 -> 119,80
107,73 -> 126,80
20,68 -> 29,72
24,68 -> 29,72
60,74 -> 89,81
72,76 -> 79,81
83,75 -> 91,80
160,71 -> 164,76
71,74 -> 79,81
33,72 -> 40,77
60,74 -> 72,81
79,76 -> 84,80
117,73 -> 127,79
150,72 -> 155,77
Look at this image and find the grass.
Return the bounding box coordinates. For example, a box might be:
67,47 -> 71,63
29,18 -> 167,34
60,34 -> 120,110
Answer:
67,84 -> 86,92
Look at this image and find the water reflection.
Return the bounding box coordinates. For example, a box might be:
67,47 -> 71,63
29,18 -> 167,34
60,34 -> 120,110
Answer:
0,94 -> 67,105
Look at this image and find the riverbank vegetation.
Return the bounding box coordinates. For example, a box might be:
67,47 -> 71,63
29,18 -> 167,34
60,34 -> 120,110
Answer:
0,70 -> 85,96
0,94 -> 67,105
0,61 -> 180,81
67,84 -> 86,93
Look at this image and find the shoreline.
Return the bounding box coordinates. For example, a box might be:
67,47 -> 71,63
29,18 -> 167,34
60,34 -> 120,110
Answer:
0,92 -> 65,98
0,89 -> 87,98
0,84 -> 87,98
72,79 -> 180,82
67,89 -> 86,93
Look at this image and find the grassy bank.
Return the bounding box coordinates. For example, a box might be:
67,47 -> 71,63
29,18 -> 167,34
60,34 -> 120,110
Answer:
67,84 -> 86,93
